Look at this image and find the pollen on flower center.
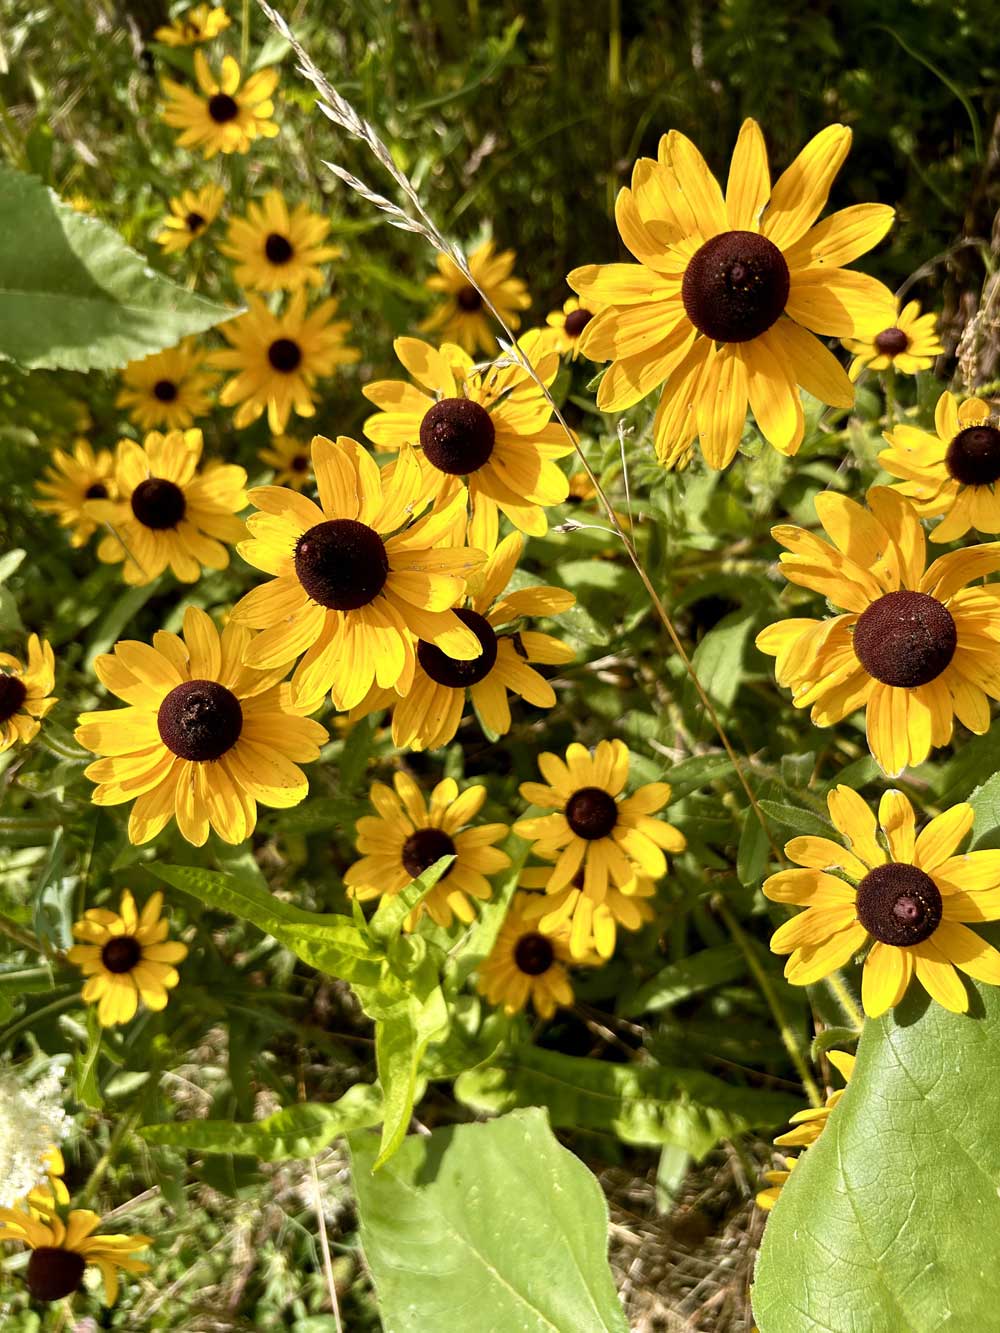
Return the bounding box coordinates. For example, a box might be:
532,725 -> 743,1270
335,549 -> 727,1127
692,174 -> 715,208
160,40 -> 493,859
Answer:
855,862 -> 942,946
264,232 -> 294,265
852,590 -> 957,688
401,826 -> 456,879
419,397 -> 496,475
153,379 -> 179,402
26,1247 -> 86,1302
565,786 -> 619,839
945,425 -> 1000,487
268,338 -> 303,373
207,92 -> 239,123
681,229 -> 790,343
563,307 -> 593,337
514,931 -> 555,975
457,284 -> 483,311
874,327 -> 910,356
100,935 -> 143,974
185,211 -> 206,233
84,482 -> 108,500
294,518 -> 389,610
131,477 -> 187,530
0,673 -> 27,724
157,678 -> 244,761
417,609 -> 498,688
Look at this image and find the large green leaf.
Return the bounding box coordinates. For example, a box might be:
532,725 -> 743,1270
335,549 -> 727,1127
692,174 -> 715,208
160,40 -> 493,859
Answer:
349,1107 -> 629,1333
0,165 -> 234,371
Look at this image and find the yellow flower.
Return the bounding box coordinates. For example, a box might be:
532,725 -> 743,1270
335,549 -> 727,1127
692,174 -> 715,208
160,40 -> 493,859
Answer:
34,439 -> 117,547
209,291 -> 359,433
116,339 -> 217,430
419,239 -> 531,355
476,892 -> 575,1019
154,2 -> 230,45
843,298 -> 942,381
161,51 -> 278,158
519,865 -> 656,960
755,485 -> 1000,777
363,332 -> 574,551
879,392 -> 1000,543
231,435 -> 486,712
349,531 -> 575,750
75,607 -> 328,846
513,740 -> 685,957
543,297 -> 600,359
0,1199 -> 149,1304
257,434 -> 313,489
26,1148 -> 70,1213
220,190 -> 342,293
0,636 -> 56,753
569,119 -> 896,469
156,184 -> 226,255
90,428 -> 247,587
765,786 -> 1000,1015
773,1051 -> 856,1151
756,1154 -> 796,1211
345,774 -> 511,930
67,889 -> 188,1027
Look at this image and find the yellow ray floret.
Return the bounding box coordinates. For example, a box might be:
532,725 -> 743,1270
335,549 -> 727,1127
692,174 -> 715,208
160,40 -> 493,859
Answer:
0,635 -> 56,753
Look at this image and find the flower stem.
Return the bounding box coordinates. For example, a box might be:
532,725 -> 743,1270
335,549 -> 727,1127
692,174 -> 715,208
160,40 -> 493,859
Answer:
826,971 -> 864,1032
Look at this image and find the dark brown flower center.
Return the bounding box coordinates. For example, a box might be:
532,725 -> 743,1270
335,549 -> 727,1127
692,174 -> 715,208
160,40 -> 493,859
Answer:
514,931 -> 556,976
101,934 -> 143,974
268,338 -> 303,373
294,518 -> 389,610
265,232 -> 294,265
185,211 -> 206,233
157,679 -> 243,761
855,862 -> 942,947
0,673 -> 27,724
208,92 -> 239,123
457,284 -> 483,312
153,378 -> 178,402
945,425 -> 1000,487
417,609 -> 498,688
84,482 -> 108,499
563,307 -> 593,338
401,826 -> 456,880
26,1247 -> 86,1302
853,590 -> 957,688
419,397 -> 496,475
565,786 -> 619,839
874,327 -> 910,356
682,230 -> 790,343
290,453 -> 309,472
131,477 -> 186,530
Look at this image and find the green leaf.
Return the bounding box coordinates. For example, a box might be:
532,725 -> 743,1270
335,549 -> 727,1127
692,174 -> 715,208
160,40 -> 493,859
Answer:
621,944 -> 745,1016
969,771 -> 1000,850
349,1108 -> 629,1333
757,798 -> 834,840
0,165 -> 235,372
368,855 -> 454,945
689,607 -> 757,708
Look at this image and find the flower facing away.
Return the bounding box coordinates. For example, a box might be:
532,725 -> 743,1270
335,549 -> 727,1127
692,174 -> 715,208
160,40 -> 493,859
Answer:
209,291 -> 359,433
116,339 -> 217,431
349,531 -> 576,751
755,485 -> 1000,777
362,332 -> 574,551
156,184 -> 226,255
513,740 -> 685,958
154,2 -> 230,45
419,239 -> 531,355
0,1200 -> 149,1304
0,1069 -> 70,1210
257,435 -> 313,489
843,298 -> 942,382
34,439 -> 116,547
160,51 -> 278,158
755,1050 -> 854,1210
220,190 -> 342,293
88,429 -> 247,586
879,392 -> 1000,543
569,119 -> 896,469
542,297 -> 600,359
477,892 -> 575,1019
68,890 -> 188,1026
0,635 -> 56,753
519,865 -> 656,960
230,435 -> 486,712
76,607 -> 328,845
765,786 -> 1000,1016
344,774 -> 511,930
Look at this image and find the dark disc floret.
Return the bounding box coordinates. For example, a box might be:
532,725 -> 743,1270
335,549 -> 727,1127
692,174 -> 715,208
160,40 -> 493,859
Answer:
852,590 -> 957,688
268,338 -> 303,373
152,379 -> 178,403
457,285 -> 483,312
681,229 -> 790,343
185,211 -> 206,233
874,327 -> 910,357
101,935 -> 143,974
855,862 -> 942,947
419,397 -> 496,475
207,92 -> 239,123
157,679 -> 243,761
945,425 -> 1000,488
417,609 -> 498,688
131,477 -> 186,531
0,673 -> 27,724
514,931 -> 556,976
291,453 -> 309,473
565,786 -> 619,840
401,826 -> 456,880
294,518 -> 389,610
563,307 -> 593,338
264,232 -> 294,265
84,482 -> 108,500
26,1247 -> 86,1303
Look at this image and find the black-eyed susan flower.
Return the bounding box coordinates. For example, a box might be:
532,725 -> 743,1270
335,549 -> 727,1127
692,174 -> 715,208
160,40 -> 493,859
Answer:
67,889 -> 187,1027
755,1049 -> 855,1210
879,392 -> 1000,543
231,435 -> 485,712
154,2 -> 230,45
161,52 -> 278,158
0,636 -> 56,754
220,190 -> 342,293
344,773 -> 511,929
116,340 -> 217,431
0,1200 -> 149,1304
765,786 -> 1000,1015
89,429 -> 247,587
363,332 -> 574,551
756,485 -> 1000,777
350,530 -> 575,750
209,291 -> 359,433
569,119 -> 896,469
476,892 -> 574,1019
26,1149 -> 70,1212
543,297 -> 600,359
844,298 -> 943,382
76,607 -> 328,846
156,184 -> 226,255
34,440 -> 116,547
520,865 -> 656,959
257,434 -> 313,489
419,239 -> 531,355
513,740 -> 685,958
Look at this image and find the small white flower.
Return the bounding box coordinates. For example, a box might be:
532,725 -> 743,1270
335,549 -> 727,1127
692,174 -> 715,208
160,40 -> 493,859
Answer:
0,1064 -> 70,1208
